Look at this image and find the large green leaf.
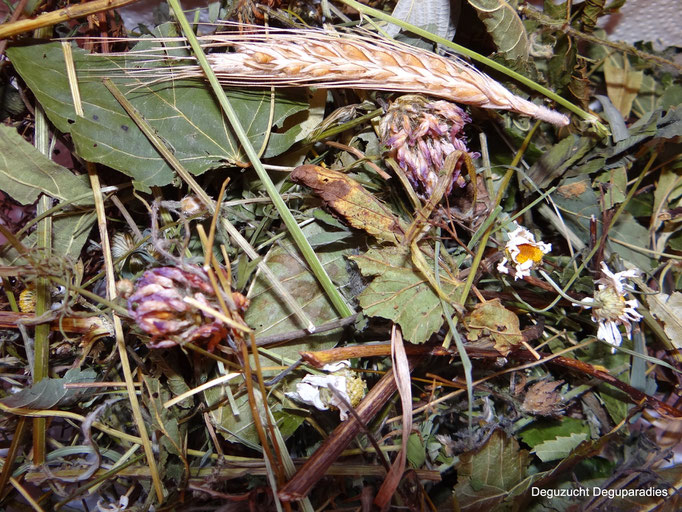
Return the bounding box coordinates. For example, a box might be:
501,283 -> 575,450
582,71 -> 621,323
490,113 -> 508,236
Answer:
1,368 -> 96,409
245,221 -> 354,367
350,246 -> 460,344
0,124 -> 96,261
531,432 -> 589,462
7,30 -> 307,191
206,222 -> 354,447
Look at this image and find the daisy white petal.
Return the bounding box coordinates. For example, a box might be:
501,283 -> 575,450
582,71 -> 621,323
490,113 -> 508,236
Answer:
574,262 -> 642,349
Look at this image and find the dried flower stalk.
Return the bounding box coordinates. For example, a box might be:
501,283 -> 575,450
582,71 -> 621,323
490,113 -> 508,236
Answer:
119,25 -> 569,126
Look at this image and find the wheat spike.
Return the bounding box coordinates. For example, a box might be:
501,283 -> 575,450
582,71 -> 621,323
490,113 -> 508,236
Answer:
114,25 -> 569,126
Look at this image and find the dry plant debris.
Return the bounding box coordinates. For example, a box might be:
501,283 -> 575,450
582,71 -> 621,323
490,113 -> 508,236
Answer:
0,0 -> 681,511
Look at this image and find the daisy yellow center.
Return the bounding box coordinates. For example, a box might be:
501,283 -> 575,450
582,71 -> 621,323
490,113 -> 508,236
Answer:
593,287 -> 627,321
513,244 -> 545,265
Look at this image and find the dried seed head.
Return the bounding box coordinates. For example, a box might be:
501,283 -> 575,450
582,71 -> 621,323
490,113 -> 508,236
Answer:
179,195 -> 206,217
127,266 -> 249,351
380,95 -> 474,199
111,25 -> 569,126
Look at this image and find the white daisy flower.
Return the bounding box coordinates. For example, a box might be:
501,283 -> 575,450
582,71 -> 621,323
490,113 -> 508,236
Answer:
577,261 -> 642,350
497,225 -> 552,280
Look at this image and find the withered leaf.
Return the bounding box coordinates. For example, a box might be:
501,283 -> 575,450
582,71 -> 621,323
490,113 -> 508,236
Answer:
453,430 -> 530,511
465,299 -> 523,355
291,165 -> 407,244
521,380 -> 565,416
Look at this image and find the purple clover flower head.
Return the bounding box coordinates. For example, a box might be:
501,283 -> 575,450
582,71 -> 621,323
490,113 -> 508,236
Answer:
380,95 -> 475,200
127,266 -> 249,351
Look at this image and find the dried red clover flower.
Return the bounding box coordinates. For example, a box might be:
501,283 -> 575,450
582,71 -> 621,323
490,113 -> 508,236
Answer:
380,95 -> 476,199
127,266 -> 249,351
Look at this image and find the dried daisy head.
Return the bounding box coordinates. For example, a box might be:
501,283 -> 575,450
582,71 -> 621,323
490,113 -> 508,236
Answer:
127,266 -> 249,351
577,261 -> 642,350
287,360 -> 367,421
497,225 -> 551,280
380,94 -> 474,199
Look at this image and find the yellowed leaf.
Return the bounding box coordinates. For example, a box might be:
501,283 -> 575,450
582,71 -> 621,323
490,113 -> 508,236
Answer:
291,165 -> 407,244
465,299 -> 523,355
604,56 -> 643,118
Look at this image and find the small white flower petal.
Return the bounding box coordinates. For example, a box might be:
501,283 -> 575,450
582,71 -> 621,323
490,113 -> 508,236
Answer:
497,257 -> 510,274
597,319 -> 623,347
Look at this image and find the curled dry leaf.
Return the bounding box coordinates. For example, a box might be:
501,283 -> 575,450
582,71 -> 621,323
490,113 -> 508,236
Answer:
291,165 -> 408,244
522,380 -> 565,416
465,298 -> 523,355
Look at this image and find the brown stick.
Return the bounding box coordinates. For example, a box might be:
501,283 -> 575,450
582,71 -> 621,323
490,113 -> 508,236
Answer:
0,0 -> 142,39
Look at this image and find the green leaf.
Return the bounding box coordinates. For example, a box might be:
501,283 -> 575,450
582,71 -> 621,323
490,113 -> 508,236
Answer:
1,368 -> 96,409
142,376 -> 185,458
245,221 -> 354,368
519,417 -> 591,448
527,135 -> 595,189
468,0 -> 530,64
407,433 -> 426,468
531,432 -> 588,462
0,124 -> 92,205
7,34 -> 306,190
551,176 -> 600,240
609,212 -> 653,272
593,166 -> 627,206
453,429 -> 529,511
205,384 -> 304,449
350,246 -> 460,344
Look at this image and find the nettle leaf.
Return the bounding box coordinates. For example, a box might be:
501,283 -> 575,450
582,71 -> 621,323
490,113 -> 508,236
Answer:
531,432 -> 589,462
350,246 -> 460,344
7,35 -> 306,191
1,368 -> 96,409
519,417 -> 591,448
453,429 -> 530,511
468,0 -> 530,65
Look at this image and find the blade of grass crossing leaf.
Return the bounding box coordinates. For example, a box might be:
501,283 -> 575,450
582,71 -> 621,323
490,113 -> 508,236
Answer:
264,406 -> 315,512
167,0 -> 352,321
340,0 -> 606,133
32,103 -> 51,466
436,236 -> 473,429
61,42 -> 165,503
102,79 -> 315,333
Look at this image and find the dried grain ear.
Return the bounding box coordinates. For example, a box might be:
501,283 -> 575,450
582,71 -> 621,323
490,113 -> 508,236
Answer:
113,25 -> 569,126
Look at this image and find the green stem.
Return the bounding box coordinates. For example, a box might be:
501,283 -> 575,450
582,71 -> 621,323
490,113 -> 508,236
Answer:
167,0 -> 352,319
459,121 -> 541,304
